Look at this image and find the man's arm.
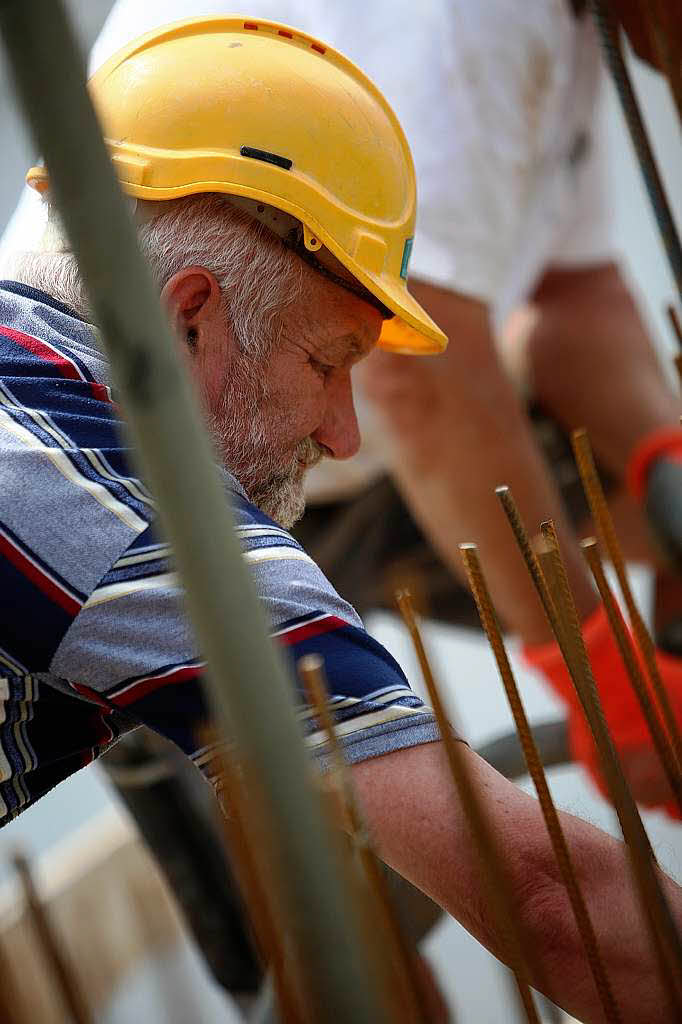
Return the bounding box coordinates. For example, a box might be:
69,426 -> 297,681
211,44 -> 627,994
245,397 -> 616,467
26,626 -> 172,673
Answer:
360,281 -> 598,647
352,740 -> 682,1023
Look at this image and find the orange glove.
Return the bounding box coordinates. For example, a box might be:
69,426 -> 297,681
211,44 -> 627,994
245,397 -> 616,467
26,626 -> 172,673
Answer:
523,604 -> 682,819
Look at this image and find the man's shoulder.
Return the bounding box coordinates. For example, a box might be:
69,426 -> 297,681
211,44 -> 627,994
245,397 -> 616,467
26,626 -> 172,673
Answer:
0,283 -> 151,533
0,280 -> 112,390
0,282 -> 153,672
226,488 -> 365,634
230,488 -> 309,556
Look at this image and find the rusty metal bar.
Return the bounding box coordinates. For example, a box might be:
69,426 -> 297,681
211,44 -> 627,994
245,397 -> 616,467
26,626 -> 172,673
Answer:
459,543 -> 621,1023
495,487 -> 560,632
13,852 -> 92,1024
571,428 -> 682,775
537,521 -> 682,1008
497,485 -> 682,1009
212,742 -> 304,1023
299,654 -> 433,1024
590,0 -> 682,301
396,589 -> 542,1024
0,939 -> 25,1024
668,305 -> 682,349
580,537 -> 682,813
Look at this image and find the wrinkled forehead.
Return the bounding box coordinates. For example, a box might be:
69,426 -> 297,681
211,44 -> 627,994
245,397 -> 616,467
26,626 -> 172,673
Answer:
297,267 -> 383,366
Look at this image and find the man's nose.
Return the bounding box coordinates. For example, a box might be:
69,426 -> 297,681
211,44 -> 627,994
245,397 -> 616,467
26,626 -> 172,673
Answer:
312,371 -> 361,460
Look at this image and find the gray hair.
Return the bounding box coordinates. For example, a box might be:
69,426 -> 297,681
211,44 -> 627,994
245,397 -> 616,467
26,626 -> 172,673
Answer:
11,193 -> 305,359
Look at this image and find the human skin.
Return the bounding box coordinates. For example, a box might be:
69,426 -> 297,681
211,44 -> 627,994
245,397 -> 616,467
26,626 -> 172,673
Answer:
352,741 -> 682,1023
161,264 -> 380,471
361,263 -> 681,805
162,257 -> 682,1022
361,264 -> 680,647
361,279 -> 599,647
527,264 -> 680,479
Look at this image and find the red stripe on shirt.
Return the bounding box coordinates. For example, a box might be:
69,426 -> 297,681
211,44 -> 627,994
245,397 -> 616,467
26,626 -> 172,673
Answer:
0,324 -> 110,403
109,664 -> 203,707
0,529 -> 81,616
75,618 -> 347,715
276,615 -> 347,646
70,681 -> 112,709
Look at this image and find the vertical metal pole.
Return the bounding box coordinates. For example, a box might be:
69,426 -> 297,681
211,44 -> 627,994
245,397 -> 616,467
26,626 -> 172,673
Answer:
580,537 -> 682,811
459,543 -> 621,1024
571,428 -> 682,773
299,654 -> 435,1024
396,590 -> 542,1024
538,521 -> 682,1004
496,487 -> 682,1011
590,0 -> 682,301
13,852 -> 92,1024
0,3 -> 389,1020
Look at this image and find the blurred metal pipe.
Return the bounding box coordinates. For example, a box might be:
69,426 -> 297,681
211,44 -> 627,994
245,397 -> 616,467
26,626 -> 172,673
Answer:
13,851 -> 92,1024
590,0 -> 682,301
0,3 -> 389,1019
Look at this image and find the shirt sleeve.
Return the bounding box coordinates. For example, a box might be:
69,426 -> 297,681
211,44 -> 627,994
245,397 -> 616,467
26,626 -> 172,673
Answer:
49,504 -> 440,786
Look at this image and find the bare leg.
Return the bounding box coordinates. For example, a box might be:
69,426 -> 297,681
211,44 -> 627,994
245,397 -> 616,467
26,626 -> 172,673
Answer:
361,280 -> 598,646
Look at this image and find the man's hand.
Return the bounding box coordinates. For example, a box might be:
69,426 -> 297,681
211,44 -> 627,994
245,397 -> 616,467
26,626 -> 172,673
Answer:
352,740 -> 682,1022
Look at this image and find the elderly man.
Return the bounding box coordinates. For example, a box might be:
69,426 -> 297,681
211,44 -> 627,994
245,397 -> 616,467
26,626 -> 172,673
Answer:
1,17 -> 681,1022
22,0 -> 681,815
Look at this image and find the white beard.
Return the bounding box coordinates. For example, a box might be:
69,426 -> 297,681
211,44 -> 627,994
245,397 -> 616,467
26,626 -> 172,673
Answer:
205,358 -> 323,529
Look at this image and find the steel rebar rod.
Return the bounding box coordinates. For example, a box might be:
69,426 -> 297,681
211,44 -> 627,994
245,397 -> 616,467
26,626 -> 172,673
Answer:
668,305 -> 682,349
495,487 -> 560,632
668,305 -> 682,388
212,740 -> 303,1024
589,0 -> 682,301
571,428 -> 682,773
0,3 -> 390,1020
396,589 -> 542,1024
0,939 -> 24,1024
299,654 -> 433,1024
459,543 -> 621,1024
537,522 -> 682,1007
580,537 -> 682,813
13,852 -> 92,1024
496,486 -> 682,1009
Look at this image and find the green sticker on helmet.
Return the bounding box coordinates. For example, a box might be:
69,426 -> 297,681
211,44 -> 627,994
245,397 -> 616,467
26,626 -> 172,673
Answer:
400,237 -> 413,280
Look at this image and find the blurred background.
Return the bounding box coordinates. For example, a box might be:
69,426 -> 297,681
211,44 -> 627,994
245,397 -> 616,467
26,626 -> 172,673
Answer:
0,2 -> 681,1022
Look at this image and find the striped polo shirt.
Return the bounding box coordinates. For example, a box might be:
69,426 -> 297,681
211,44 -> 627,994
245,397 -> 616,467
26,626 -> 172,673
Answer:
0,281 -> 439,825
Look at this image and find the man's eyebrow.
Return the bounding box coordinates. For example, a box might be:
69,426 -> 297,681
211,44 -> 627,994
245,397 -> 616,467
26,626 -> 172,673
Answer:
318,331 -> 373,367
347,337 -> 364,359
344,333 -> 373,362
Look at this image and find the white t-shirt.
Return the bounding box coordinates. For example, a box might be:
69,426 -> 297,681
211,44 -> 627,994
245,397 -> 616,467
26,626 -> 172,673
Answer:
0,0 -> 615,500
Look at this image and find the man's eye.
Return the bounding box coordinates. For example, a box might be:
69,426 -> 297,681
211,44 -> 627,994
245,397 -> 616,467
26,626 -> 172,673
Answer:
310,358 -> 334,377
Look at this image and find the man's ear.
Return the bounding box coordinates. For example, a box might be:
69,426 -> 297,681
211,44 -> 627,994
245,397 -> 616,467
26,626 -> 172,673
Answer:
160,266 -> 222,332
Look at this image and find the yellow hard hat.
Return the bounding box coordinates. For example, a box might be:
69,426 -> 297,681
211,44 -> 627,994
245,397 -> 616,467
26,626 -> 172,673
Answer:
27,16 -> 447,355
